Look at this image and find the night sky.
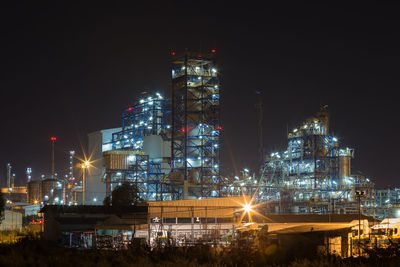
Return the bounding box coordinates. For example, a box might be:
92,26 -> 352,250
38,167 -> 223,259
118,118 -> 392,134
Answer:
1,2 -> 399,188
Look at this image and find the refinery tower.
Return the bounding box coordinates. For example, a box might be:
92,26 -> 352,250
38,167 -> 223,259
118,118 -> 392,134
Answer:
170,51 -> 221,199
99,50 -> 221,201
228,106 -> 375,214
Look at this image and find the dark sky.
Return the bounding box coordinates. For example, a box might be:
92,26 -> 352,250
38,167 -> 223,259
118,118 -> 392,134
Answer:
1,2 -> 399,187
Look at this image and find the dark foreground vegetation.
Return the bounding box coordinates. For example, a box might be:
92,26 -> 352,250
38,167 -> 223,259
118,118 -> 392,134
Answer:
2,237 -> 400,266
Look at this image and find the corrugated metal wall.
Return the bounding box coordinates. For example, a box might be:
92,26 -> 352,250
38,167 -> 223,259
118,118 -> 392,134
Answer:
148,196 -> 250,218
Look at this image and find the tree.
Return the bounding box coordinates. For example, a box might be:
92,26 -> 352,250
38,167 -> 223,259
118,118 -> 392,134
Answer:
103,182 -> 144,207
0,192 -> 5,224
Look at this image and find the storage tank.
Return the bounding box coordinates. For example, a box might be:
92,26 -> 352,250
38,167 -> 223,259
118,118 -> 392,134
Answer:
143,135 -> 171,172
40,178 -> 64,204
27,180 -> 40,204
339,156 -> 351,181
71,186 -> 83,205
53,186 -> 66,204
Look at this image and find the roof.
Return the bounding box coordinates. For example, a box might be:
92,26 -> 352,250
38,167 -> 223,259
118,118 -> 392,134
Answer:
257,214 -> 375,223
148,196 -> 251,207
40,205 -> 148,215
372,218 -> 400,229
268,223 -> 355,234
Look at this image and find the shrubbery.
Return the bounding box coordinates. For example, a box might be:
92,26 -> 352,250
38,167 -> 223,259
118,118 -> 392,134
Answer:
3,238 -> 400,266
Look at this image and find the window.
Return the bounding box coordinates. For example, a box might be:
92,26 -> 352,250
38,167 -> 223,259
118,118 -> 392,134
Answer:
217,218 -> 233,223
163,218 -> 176,224
177,218 -> 192,224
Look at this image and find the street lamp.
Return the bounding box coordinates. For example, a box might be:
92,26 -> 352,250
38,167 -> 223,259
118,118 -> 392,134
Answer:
81,161 -> 90,205
355,190 -> 366,257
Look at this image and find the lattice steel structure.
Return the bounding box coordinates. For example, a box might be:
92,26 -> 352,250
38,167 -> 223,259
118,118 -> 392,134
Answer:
171,51 -> 221,198
104,93 -> 176,201
257,107 -> 354,213
224,107 -> 375,215
112,93 -> 170,150
104,151 -> 180,201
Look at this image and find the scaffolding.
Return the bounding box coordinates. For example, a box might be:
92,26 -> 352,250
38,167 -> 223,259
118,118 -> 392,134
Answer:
111,93 -> 170,151
170,51 -> 221,198
225,107 -> 375,214
104,93 -> 176,201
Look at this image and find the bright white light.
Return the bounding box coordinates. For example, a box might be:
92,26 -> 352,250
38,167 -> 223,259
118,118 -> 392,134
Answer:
244,203 -> 252,213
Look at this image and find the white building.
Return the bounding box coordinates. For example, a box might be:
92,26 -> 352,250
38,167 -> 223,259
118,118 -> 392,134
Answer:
85,127 -> 121,205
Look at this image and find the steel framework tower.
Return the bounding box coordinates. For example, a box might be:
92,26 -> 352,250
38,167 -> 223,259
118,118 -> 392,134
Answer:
171,51 -> 221,198
105,93 -> 175,200
111,93 -> 170,151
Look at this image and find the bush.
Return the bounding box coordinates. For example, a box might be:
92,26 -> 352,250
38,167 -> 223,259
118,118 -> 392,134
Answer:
3,238 -> 400,266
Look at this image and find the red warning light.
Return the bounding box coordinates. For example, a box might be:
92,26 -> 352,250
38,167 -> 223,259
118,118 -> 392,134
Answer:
171,52 -> 176,56
50,137 -> 57,141
128,107 -> 133,111
181,128 -> 186,133
217,126 -> 222,130
31,219 -> 35,223
211,49 -> 216,53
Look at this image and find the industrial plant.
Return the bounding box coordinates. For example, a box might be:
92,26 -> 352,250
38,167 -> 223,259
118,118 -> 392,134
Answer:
2,50 -> 400,254
98,51 -> 221,201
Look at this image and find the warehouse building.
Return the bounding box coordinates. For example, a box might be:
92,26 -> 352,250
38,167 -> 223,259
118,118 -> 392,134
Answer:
41,196 -> 249,248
